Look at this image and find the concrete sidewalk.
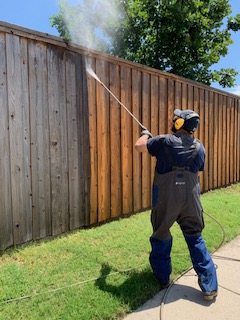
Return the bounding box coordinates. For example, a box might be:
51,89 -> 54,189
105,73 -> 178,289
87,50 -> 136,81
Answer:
124,235 -> 240,320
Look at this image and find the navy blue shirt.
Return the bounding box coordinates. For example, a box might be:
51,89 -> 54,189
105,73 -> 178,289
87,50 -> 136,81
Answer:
147,133 -> 205,174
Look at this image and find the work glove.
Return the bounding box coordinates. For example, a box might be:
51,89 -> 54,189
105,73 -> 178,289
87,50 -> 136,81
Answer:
140,128 -> 153,139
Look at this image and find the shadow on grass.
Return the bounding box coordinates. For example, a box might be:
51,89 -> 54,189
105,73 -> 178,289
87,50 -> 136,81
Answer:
95,263 -> 160,311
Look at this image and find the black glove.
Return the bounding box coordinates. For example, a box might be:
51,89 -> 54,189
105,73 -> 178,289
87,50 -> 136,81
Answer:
140,128 -> 153,139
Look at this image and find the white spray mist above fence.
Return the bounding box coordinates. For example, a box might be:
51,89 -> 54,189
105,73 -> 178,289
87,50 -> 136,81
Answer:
59,0 -> 124,52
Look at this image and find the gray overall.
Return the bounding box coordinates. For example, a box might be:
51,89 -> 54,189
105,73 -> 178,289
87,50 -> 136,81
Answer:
149,139 -> 218,293
151,140 -> 204,240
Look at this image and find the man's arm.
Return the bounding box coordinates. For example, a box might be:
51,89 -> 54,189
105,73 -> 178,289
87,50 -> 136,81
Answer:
135,135 -> 149,153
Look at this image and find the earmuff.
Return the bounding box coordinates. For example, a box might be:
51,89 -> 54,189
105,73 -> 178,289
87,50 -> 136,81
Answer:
173,116 -> 184,130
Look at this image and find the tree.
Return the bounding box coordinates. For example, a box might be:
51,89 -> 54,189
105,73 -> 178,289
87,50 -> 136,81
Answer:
50,0 -> 240,88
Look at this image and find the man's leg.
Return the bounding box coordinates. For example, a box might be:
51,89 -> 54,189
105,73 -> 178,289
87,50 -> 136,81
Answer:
149,236 -> 172,286
184,234 -> 218,298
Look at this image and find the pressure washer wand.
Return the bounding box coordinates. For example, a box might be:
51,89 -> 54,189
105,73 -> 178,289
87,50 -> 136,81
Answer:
87,67 -> 146,130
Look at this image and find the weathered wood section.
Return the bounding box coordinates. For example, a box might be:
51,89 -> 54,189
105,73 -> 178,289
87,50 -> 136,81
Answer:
0,23 -> 90,250
0,21 -> 239,250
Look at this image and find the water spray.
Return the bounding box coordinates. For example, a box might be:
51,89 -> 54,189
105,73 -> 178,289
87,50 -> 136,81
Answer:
86,66 -> 146,130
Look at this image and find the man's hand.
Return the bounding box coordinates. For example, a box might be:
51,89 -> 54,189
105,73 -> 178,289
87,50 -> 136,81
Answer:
140,128 -> 153,139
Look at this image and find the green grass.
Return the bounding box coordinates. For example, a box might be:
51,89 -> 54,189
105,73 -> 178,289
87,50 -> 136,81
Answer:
0,183 -> 240,320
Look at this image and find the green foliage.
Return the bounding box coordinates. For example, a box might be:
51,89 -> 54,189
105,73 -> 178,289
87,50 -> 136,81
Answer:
227,14 -> 240,31
49,6 -> 71,42
212,68 -> 238,88
113,0 -> 239,87
50,0 -> 240,88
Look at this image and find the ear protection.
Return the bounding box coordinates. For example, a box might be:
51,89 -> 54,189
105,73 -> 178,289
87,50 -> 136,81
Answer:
173,116 -> 184,130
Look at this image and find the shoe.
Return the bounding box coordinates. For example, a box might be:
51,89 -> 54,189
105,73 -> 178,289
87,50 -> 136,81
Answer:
203,291 -> 218,301
157,278 -> 170,289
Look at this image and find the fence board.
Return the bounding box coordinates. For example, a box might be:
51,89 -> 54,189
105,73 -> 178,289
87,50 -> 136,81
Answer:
28,40 -> 51,239
66,52 -> 84,230
82,59 -> 91,225
230,99 -> 234,183
48,45 -> 69,235
0,33 -> 13,250
181,82 -> 187,110
187,84 -> 194,109
167,79 -> 174,133
218,95 -> 223,187
121,66 -> 133,214
208,92 -> 214,190
132,69 -> 142,212
109,63 -> 122,218
6,35 -> 32,243
159,78 -> 168,133
213,93 -> 218,188
96,59 -> 111,221
234,99 -> 238,182
193,87 -> 199,141
142,73 -> 151,208
221,96 -> 227,185
226,97 -> 231,184
77,54 -> 90,226
203,90 -> 209,191
6,34 -> 32,245
237,100 -> 240,182
175,81 -> 182,109
198,88 -> 204,191
151,75 -> 160,183
87,57 -> 98,224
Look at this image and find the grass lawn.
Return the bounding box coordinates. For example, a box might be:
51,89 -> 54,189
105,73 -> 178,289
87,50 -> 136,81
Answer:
0,183 -> 240,320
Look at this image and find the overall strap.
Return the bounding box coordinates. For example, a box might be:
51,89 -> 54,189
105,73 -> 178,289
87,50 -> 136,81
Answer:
163,139 -> 200,171
184,140 -> 200,167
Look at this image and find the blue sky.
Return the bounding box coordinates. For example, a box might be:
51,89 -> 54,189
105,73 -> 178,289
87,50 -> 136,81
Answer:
0,0 -> 239,95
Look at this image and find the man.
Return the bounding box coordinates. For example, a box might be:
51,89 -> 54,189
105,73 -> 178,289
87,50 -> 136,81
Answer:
135,109 -> 218,301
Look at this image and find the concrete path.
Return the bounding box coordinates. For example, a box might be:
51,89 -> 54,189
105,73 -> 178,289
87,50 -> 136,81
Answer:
124,236 -> 240,320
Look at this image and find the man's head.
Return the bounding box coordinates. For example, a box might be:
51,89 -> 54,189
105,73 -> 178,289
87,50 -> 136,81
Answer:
172,109 -> 200,133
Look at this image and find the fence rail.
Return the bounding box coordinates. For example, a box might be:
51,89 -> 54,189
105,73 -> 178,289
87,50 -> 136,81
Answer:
0,21 -> 239,250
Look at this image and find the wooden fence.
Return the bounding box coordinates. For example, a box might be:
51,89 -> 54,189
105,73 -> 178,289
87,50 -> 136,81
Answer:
0,21 -> 239,250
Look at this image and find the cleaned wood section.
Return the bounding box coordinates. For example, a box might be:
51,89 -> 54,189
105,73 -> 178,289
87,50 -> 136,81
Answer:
237,101 -> 240,182
141,73 -> 151,208
132,69 -> 142,212
159,78 -> 168,134
96,59 -> 111,221
226,97 -> 231,184
221,96 -> 227,185
110,63 -> 122,218
208,92 -> 214,190
198,88 -> 205,191
218,95 -> 223,187
213,93 -> 218,189
121,66 -> 133,214
202,90 -> 209,191
151,75 -> 160,184
0,21 -> 239,250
